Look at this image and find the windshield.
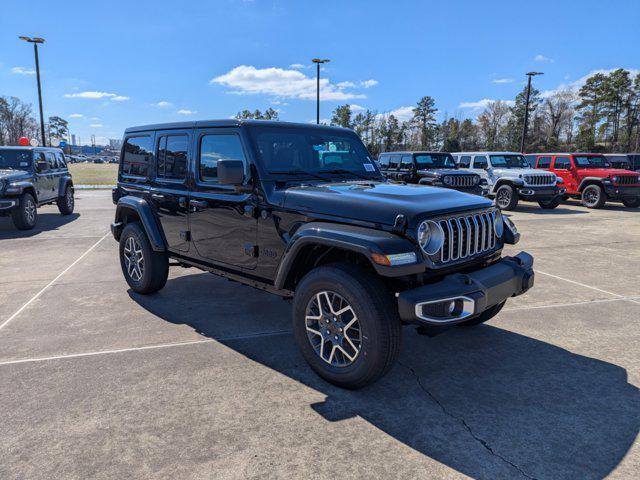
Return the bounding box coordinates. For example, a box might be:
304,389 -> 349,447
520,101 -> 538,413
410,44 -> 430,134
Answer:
0,149 -> 32,170
248,126 -> 381,181
574,155 -> 609,168
489,154 -> 528,168
415,154 -> 455,169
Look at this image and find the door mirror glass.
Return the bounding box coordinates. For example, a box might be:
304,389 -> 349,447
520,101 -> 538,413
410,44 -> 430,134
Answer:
217,160 -> 245,185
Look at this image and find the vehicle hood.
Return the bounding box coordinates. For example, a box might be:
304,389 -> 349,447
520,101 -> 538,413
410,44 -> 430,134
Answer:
577,168 -> 639,178
0,169 -> 30,182
491,167 -> 549,177
283,181 -> 491,227
416,168 -> 468,176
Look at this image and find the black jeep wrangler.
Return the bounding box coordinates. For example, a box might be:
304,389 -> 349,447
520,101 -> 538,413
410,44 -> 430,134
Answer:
378,151 -> 488,196
111,120 -> 534,388
0,146 -> 75,230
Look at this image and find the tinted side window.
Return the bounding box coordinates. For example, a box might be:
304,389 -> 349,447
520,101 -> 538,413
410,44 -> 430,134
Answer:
157,135 -> 188,180
44,152 -> 57,169
123,136 -> 153,177
524,155 -> 536,167
399,155 -> 413,171
34,152 -> 48,170
378,155 -> 390,169
388,154 -> 401,169
199,134 -> 246,183
459,155 -> 471,168
554,157 -> 570,169
55,152 -> 66,168
537,156 -> 552,168
473,155 -> 488,168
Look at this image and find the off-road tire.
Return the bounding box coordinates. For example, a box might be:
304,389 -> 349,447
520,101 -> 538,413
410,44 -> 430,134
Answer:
57,186 -> 75,215
495,185 -> 519,210
537,197 -> 561,209
11,192 -> 38,230
458,301 -> 506,327
622,197 -> 640,208
119,222 -> 168,294
581,184 -> 606,209
292,263 -> 402,389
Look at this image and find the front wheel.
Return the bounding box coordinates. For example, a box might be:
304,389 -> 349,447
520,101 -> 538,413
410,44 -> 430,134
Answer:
537,197 -> 561,209
622,197 -> 640,208
292,264 -> 401,389
581,184 -> 606,208
119,222 -> 168,294
57,186 -> 75,215
11,192 -> 38,230
495,185 -> 519,210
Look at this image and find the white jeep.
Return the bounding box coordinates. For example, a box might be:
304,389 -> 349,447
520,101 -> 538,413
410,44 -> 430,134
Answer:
453,152 -> 564,210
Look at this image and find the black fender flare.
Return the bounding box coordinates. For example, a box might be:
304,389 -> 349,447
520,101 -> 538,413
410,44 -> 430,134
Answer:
273,222 -> 422,289
492,178 -> 524,193
57,175 -> 74,197
7,181 -> 37,200
577,177 -> 605,192
113,196 -> 166,251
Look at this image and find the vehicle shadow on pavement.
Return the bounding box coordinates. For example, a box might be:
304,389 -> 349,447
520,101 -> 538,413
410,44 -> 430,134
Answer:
0,212 -> 80,239
508,205 -> 588,215
131,273 -> 640,480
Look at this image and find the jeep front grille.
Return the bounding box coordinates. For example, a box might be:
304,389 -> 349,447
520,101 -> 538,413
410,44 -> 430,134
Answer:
436,210 -> 497,264
523,174 -> 555,186
449,175 -> 477,188
615,175 -> 637,185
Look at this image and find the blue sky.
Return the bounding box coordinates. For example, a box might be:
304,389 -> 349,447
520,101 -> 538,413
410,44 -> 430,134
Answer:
1,0 -> 639,145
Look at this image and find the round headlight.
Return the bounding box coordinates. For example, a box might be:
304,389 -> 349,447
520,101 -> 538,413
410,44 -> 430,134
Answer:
417,220 -> 445,255
493,209 -> 504,237
443,176 -> 452,185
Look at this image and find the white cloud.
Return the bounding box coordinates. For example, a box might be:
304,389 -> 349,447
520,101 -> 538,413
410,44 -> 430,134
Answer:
177,109 -> 197,115
64,91 -> 129,101
210,65 -> 366,101
360,79 -> 378,88
289,63 -> 309,70
459,98 -> 515,109
90,117 -> 101,121
377,106 -> 415,122
68,113 -> 84,118
349,104 -> 365,112
492,78 -> 514,84
540,68 -> 640,99
11,66 -> 35,75
152,101 -> 172,107
337,81 -> 356,88
89,123 -> 103,128
534,54 -> 554,63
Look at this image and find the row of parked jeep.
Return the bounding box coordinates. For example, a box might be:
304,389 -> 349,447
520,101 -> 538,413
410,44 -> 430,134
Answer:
378,151 -> 640,210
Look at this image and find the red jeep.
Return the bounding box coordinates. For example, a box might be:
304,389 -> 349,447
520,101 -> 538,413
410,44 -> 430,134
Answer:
527,153 -> 640,208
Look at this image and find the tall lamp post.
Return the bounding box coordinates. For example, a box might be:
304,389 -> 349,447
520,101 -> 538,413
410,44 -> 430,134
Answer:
19,36 -> 47,147
519,71 -> 543,153
312,58 -> 330,124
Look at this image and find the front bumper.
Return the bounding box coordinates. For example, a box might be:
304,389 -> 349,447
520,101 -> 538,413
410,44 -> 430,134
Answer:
397,252 -> 534,325
517,185 -> 564,200
603,185 -> 640,200
0,198 -> 18,212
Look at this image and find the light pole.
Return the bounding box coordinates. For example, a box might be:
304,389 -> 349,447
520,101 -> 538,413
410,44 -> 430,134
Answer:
520,71 -> 543,153
19,36 -> 47,147
312,58 -> 330,124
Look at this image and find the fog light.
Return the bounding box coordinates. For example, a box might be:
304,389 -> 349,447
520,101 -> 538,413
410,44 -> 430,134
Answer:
446,301 -> 456,315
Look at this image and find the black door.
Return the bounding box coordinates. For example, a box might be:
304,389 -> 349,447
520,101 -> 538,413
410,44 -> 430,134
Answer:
33,151 -> 55,202
188,128 -> 257,270
148,131 -> 191,253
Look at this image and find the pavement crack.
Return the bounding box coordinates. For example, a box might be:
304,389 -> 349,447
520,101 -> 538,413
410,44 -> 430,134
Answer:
399,361 -> 538,480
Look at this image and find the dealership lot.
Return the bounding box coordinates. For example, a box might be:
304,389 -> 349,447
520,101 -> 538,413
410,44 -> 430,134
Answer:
0,191 -> 639,479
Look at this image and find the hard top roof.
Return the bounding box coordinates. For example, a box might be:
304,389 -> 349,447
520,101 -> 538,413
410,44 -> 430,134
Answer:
124,119 -> 352,134
379,151 -> 451,155
0,146 -> 63,152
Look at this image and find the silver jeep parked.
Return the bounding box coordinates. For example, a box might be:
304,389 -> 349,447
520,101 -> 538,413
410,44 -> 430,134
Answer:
453,152 -> 565,210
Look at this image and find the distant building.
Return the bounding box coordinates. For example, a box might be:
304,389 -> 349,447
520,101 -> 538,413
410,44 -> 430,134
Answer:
71,134 -> 77,146
109,139 -> 123,150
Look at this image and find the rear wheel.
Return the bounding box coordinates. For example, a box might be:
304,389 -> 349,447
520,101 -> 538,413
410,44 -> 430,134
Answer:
581,184 -> 606,208
119,222 -> 168,294
458,301 -> 506,327
537,197 -> 561,209
495,185 -> 519,210
57,186 -> 74,215
622,197 -> 640,208
292,263 -> 401,389
11,192 -> 37,230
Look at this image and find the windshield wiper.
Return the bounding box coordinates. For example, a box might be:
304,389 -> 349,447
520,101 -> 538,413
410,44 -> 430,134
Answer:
268,169 -> 331,182
319,168 -> 378,181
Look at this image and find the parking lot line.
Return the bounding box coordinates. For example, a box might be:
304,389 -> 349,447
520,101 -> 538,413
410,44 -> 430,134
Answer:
502,296 -> 632,312
0,231 -> 110,333
535,270 -> 626,298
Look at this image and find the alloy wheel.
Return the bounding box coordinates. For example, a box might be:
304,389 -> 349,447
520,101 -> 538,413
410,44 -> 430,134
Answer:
584,187 -> 599,207
123,236 -> 144,282
25,199 -> 36,225
305,291 -> 362,367
496,189 -> 511,209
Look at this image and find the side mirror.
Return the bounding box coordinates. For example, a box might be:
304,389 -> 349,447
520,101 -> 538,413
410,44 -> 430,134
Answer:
36,160 -> 48,172
218,159 -> 244,185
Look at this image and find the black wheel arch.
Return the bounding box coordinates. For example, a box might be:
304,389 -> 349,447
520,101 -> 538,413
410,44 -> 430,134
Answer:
113,196 -> 166,251
57,175 -> 74,197
578,177 -> 605,192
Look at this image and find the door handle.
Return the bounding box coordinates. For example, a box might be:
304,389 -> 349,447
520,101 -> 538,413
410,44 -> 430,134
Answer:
151,193 -> 165,200
189,200 -> 208,209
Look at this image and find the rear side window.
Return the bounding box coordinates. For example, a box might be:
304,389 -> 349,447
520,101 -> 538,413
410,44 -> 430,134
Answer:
378,155 -> 390,169
388,154 -> 401,169
157,135 -> 188,180
537,156 -> 552,169
44,152 -> 57,169
122,136 -> 153,177
473,155 -> 488,168
458,155 -> 471,168
55,152 -> 66,168
399,155 -> 413,171
554,157 -> 570,169
199,134 -> 246,183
